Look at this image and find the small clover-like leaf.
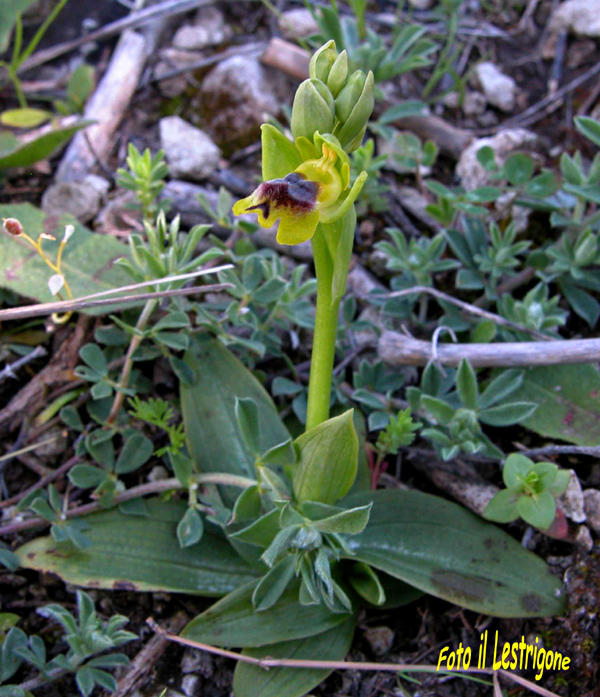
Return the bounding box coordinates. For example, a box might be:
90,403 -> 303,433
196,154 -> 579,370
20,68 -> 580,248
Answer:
517,491 -> 556,529
482,489 -> 520,523
502,453 -> 533,491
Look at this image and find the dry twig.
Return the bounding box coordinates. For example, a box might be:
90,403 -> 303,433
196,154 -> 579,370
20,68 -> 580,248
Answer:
379,330 -> 600,368
146,619 -> 562,697
0,278 -> 233,322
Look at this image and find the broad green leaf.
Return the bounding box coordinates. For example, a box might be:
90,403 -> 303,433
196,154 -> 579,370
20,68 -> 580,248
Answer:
261,124 -> 302,180
181,579 -> 349,647
293,410 -> 358,505
181,338 -> 290,490
17,499 -> 257,595
344,489 -> 565,617
232,616 -> 355,697
510,364 -> 600,445
0,203 -> 135,313
0,109 -> 51,128
0,118 -> 92,169
235,397 -> 260,457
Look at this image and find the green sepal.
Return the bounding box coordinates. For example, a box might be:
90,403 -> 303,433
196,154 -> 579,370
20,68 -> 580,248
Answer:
295,135 -> 319,162
292,410 -> 359,505
261,124 -> 302,181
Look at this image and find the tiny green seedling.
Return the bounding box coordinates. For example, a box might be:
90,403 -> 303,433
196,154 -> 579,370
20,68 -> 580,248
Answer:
483,453 -> 570,530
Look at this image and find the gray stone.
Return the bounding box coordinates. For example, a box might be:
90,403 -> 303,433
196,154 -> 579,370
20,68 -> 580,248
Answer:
583,489 -> 600,533
408,0 -> 434,8
278,8 -> 319,39
456,128 -> 537,190
463,91 -> 487,116
558,470 -> 587,524
550,0 -> 600,38
181,648 -> 214,677
442,91 -> 460,109
495,192 -> 531,234
173,7 -> 232,50
96,189 -> 140,231
378,135 -> 432,177
475,62 -> 517,112
154,48 -> 205,98
364,626 -> 394,656
148,465 -> 169,483
159,116 -> 221,180
41,174 -> 109,223
181,674 -> 200,697
574,525 -> 593,551
198,55 -> 283,153
567,38 -> 597,68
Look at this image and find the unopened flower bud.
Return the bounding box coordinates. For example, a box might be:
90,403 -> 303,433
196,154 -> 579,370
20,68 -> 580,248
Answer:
334,70 -> 374,152
291,78 -> 335,142
309,40 -> 338,83
3,218 -> 23,236
326,51 -> 349,98
335,70 -> 366,122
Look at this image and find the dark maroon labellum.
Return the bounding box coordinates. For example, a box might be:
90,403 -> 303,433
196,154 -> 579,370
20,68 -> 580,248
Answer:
247,173 -> 319,219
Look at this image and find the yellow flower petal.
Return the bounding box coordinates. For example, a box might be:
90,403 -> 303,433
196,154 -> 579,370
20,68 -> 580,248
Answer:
277,208 -> 320,245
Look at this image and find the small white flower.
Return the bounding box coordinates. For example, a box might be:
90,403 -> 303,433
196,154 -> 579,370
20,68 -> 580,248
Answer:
48,274 -> 65,295
40,233 -> 56,241
63,224 -> 75,243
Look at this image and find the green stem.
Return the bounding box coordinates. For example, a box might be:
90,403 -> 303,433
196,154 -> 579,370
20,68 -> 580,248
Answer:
306,226 -> 340,430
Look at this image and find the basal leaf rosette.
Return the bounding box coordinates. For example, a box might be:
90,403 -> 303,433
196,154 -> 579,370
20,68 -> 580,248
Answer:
233,128 -> 367,245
